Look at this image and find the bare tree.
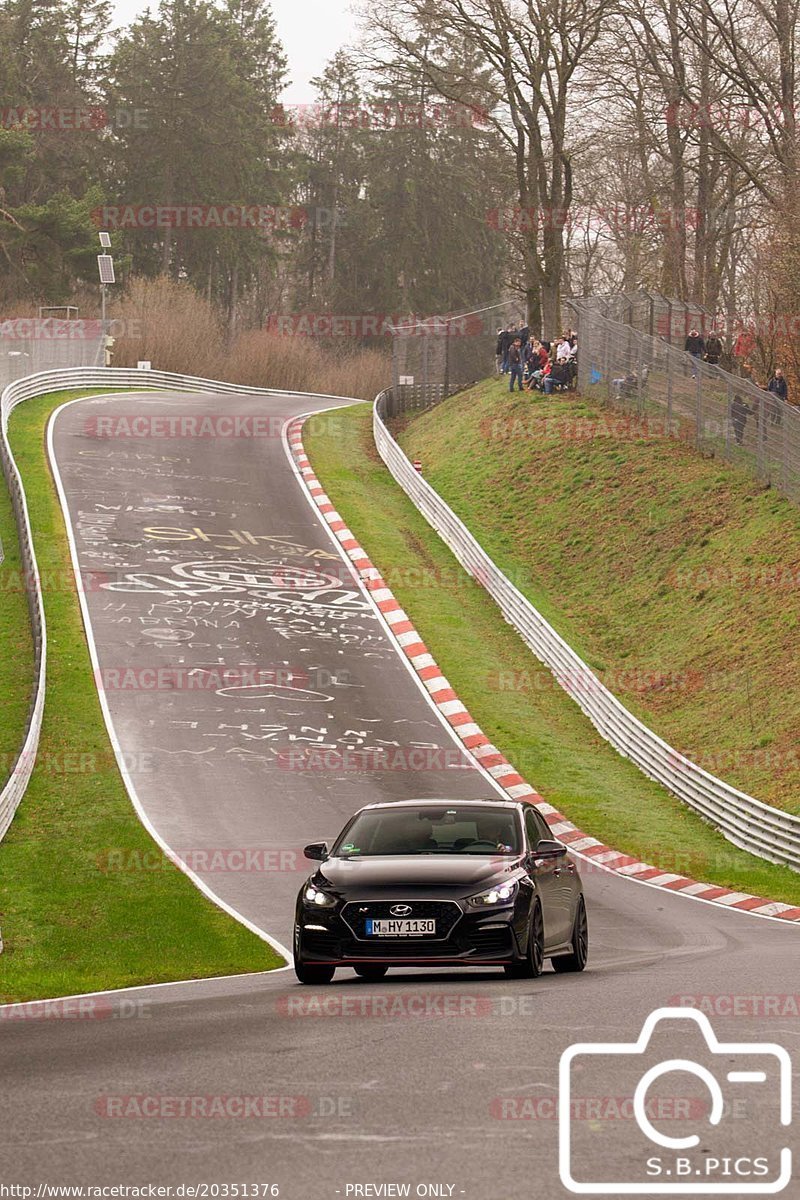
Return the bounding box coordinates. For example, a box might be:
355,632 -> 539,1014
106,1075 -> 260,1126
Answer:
360,0 -> 606,333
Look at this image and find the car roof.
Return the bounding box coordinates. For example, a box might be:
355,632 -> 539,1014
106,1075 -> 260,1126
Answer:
358,797 -> 522,813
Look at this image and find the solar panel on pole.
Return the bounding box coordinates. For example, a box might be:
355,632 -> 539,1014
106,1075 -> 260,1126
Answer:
97,255 -> 115,284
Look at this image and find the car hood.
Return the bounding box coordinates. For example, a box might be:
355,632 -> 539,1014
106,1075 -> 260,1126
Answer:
316,854 -> 523,892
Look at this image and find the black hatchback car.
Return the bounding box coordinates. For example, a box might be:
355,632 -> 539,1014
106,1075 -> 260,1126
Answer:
293,798 -> 588,984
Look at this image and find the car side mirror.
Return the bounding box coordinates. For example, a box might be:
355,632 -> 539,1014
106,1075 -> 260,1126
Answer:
303,841 -> 329,861
533,838 -> 566,860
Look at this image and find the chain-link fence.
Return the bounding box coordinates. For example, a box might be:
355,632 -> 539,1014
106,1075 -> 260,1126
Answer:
573,290 -> 717,349
0,318 -> 106,391
387,299 -> 524,419
572,300 -> 800,504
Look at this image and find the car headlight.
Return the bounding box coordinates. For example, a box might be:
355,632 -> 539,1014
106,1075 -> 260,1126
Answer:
303,884 -> 337,908
466,880 -> 519,908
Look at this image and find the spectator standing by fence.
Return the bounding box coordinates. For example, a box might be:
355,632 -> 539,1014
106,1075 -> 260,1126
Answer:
767,368 -> 788,426
499,325 -> 517,373
685,328 -> 705,358
704,330 -> 723,365
508,337 -> 524,391
730,391 -> 753,445
685,327 -> 705,379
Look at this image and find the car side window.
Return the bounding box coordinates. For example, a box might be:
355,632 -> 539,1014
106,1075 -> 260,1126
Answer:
524,810 -> 541,850
525,808 -> 551,848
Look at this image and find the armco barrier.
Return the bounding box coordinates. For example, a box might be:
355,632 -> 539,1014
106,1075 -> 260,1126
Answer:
373,388 -> 800,872
0,367 -> 360,843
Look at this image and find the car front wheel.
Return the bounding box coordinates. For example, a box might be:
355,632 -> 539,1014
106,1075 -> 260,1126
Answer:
294,960 -> 336,985
504,900 -> 544,979
552,896 -> 588,973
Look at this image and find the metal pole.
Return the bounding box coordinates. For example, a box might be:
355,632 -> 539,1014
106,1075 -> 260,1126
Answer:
696,365 -> 703,449
725,380 -> 732,459
443,317 -> 451,399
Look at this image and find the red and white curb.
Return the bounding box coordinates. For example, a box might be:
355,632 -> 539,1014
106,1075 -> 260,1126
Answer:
287,417 -> 800,925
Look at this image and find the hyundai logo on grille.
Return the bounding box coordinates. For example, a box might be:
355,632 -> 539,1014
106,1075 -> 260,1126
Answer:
390,904 -> 413,917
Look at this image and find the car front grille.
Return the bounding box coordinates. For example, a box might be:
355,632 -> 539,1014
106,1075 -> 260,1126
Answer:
342,899 -> 462,942
341,939 -> 460,959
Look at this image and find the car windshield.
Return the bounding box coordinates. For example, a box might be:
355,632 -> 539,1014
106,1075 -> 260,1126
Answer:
332,806 -> 521,857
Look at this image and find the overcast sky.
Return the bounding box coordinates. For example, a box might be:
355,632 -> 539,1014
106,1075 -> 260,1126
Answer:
110,0 -> 359,104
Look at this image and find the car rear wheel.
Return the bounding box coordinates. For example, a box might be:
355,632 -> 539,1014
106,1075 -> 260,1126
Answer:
504,900 -> 544,979
294,960 -> 336,985
353,965 -> 389,982
552,896 -> 588,973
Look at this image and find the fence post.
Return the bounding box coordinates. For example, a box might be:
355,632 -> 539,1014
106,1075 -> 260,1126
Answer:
443,317 -> 451,399
757,385 -> 766,479
695,366 -> 703,449
724,380 -> 732,459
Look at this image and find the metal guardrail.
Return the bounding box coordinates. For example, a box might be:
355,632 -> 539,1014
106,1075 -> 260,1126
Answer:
373,387 -> 800,872
0,366 -> 359,843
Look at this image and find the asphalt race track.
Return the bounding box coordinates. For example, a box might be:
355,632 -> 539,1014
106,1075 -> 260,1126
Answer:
1,390 -> 797,1199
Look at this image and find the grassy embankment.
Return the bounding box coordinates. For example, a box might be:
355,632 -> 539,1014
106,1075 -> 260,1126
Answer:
303,396 -> 800,906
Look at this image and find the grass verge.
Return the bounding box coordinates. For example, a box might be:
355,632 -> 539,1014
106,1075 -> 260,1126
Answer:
304,403 -> 800,907
0,389 -> 281,1003
399,381 -> 800,814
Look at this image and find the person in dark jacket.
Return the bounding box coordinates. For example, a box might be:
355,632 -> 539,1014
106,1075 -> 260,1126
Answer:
685,329 -> 705,357
767,368 -> 788,426
508,337 -> 524,391
495,329 -> 505,373
499,326 -> 516,373
704,330 -> 723,365
544,359 -> 570,394
730,392 -> 753,445
685,328 -> 705,379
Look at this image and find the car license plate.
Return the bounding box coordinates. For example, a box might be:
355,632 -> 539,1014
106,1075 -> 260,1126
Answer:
365,918 -> 436,937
